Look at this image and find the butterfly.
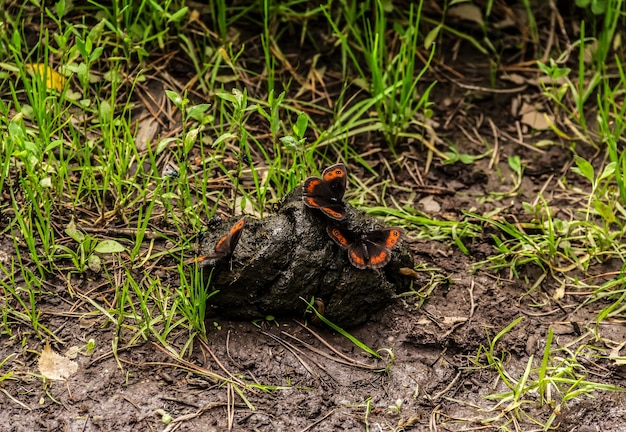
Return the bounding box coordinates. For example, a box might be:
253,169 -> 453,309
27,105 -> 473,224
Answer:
326,226 -> 401,269
302,163 -> 347,220
196,217 -> 245,263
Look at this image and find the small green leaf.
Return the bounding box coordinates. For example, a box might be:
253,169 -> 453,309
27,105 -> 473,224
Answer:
84,36 -> 92,55
65,226 -> 85,243
212,132 -> 237,148
215,91 -> 236,104
571,156 -> 595,183
11,28 -> 21,50
598,161 -> 616,181
381,0 -> 394,12
165,90 -> 184,108
168,7 -> 188,23
280,136 -> 296,149
521,202 -> 536,215
184,128 -> 199,152
508,155 -> 522,176
280,136 -> 304,152
99,100 -> 112,120
536,60 -> 550,75
8,121 -> 23,138
87,254 -> 102,272
256,105 -> 270,121
155,137 -> 178,155
424,24 -> 442,50
593,200 -> 616,223
90,46 -> 104,62
187,103 -> 211,122
55,0 -> 66,17
86,339 -> 96,354
88,19 -> 106,42
591,0 -> 607,14
40,177 -> 52,188
94,240 -> 125,254
554,68 -> 571,80
293,113 -> 308,139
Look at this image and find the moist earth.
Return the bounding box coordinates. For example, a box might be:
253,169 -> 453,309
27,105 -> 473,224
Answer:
2,154 -> 626,430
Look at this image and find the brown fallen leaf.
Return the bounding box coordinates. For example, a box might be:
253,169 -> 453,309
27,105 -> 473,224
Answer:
520,102 -> 553,130
38,342 -> 78,381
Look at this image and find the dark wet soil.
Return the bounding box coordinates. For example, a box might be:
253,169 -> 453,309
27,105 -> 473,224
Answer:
3,145 -> 626,430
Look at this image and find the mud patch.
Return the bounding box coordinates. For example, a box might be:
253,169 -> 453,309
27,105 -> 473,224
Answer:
2,241 -> 625,431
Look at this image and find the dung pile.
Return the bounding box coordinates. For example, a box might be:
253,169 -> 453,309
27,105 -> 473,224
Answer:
199,186 -> 414,328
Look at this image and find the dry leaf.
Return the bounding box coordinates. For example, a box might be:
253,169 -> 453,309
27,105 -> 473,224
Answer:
134,114 -> 160,152
38,342 -> 78,380
520,102 -> 552,130
418,195 -> 441,214
448,4 -> 483,25
609,341 -> 626,366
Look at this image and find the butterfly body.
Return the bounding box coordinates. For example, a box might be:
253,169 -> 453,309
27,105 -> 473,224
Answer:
302,164 -> 347,220
326,226 -> 401,269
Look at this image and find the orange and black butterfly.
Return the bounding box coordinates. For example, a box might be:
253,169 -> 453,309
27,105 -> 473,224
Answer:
326,226 -> 401,269
302,164 -> 347,220
196,217 -> 245,263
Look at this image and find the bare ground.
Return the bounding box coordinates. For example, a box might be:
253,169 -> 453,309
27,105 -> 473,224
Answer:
3,158 -> 626,431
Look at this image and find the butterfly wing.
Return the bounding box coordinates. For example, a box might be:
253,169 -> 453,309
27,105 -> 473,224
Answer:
326,226 -> 353,248
327,226 -> 369,269
318,203 -> 346,220
302,177 -> 334,207
321,164 -> 347,202
225,217 -> 245,252
347,242 -> 370,269
302,164 -> 347,220
211,232 -> 231,259
361,228 -> 401,269
327,227 -> 401,269
206,217 -> 246,260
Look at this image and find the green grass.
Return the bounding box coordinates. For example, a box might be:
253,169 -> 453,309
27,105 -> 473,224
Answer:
1,0 -> 626,428
467,320 -> 626,430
